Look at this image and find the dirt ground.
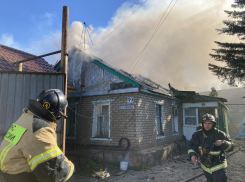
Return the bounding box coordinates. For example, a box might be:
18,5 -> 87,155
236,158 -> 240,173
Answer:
0,141 -> 244,182
68,141 -> 245,182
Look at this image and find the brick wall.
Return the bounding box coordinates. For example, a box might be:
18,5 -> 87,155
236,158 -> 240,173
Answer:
136,92 -> 183,150
75,93 -> 139,149
73,92 -> 183,150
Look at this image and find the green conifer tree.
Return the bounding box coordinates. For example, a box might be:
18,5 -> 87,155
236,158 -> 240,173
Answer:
209,0 -> 245,86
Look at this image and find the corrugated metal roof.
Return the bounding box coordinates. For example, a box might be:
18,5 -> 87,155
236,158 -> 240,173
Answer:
0,44 -> 57,73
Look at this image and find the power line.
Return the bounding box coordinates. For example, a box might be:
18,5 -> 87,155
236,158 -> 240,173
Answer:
130,0 -> 178,73
85,0 -> 148,50
127,0 -> 179,73
126,0 -> 175,72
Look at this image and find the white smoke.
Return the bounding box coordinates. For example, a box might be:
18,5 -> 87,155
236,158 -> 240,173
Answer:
68,0 -> 239,91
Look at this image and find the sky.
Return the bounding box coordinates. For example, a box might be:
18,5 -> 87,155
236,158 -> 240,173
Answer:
0,0 -> 241,92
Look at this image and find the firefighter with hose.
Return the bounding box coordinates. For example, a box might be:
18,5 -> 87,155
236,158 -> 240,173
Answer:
188,113 -> 234,182
0,89 -> 74,182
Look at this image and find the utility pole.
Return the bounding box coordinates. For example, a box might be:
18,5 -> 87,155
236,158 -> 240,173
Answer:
61,6 -> 69,154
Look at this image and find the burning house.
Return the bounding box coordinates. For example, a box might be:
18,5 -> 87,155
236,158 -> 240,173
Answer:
55,48 -> 187,165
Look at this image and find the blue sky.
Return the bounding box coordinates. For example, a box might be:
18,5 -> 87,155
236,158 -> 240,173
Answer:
0,0 -> 239,91
0,0 -> 138,54
0,0 -> 137,44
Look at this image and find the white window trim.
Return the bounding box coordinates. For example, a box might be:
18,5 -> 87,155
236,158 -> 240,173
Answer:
154,101 -> 165,139
89,138 -> 112,141
156,136 -> 165,139
183,108 -> 199,127
92,99 -> 114,139
66,102 -> 78,139
172,106 -> 179,136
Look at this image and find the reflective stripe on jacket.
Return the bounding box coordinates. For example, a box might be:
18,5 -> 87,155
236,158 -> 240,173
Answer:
188,128 -> 234,173
0,109 -> 74,182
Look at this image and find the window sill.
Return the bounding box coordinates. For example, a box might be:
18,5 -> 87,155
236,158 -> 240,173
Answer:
90,138 -> 112,141
156,136 -> 165,139
172,133 -> 179,136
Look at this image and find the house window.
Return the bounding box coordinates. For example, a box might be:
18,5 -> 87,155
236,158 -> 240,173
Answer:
184,108 -> 197,125
92,99 -> 114,139
172,107 -> 178,134
96,104 -> 109,138
155,104 -> 164,137
66,105 -> 76,139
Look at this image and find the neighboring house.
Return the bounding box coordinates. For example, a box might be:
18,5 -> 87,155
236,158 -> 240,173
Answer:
0,44 -> 76,93
56,48 -> 184,151
169,84 -> 229,140
0,44 -> 56,72
200,88 -> 245,137
0,44 -> 76,146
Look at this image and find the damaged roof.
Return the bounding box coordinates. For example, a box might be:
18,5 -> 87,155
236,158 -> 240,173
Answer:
55,50 -> 170,96
0,44 -> 56,73
92,58 -> 170,96
168,83 -> 227,103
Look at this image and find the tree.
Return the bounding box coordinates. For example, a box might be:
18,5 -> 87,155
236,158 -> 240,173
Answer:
209,0 -> 245,86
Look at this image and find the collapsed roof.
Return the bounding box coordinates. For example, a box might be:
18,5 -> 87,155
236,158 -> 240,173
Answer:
168,83 -> 227,103
55,48 -> 171,97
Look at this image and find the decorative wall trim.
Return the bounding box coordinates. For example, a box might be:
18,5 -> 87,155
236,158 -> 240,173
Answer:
92,99 -> 115,104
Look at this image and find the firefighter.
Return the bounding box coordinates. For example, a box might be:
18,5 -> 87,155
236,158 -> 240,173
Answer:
188,113 -> 234,182
209,87 -> 218,97
0,89 -> 74,182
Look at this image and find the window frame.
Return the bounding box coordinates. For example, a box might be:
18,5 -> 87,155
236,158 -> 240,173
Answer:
91,99 -> 114,140
96,103 -> 110,138
183,108 -> 198,127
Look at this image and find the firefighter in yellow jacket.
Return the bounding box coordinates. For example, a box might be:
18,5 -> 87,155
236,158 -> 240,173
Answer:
0,89 -> 74,182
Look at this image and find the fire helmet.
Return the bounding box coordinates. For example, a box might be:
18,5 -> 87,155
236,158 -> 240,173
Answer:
28,89 -> 68,121
201,113 -> 216,127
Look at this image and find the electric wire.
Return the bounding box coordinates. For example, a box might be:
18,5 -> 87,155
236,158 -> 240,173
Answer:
84,0 -> 148,50
130,0 -> 178,73
126,0 -> 175,72
67,106 -> 93,119
128,0 -> 179,73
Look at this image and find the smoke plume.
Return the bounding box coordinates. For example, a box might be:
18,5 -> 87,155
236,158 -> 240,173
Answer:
68,0 -> 239,92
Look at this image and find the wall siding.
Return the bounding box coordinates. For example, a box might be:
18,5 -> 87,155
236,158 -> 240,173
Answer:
0,72 -> 65,147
